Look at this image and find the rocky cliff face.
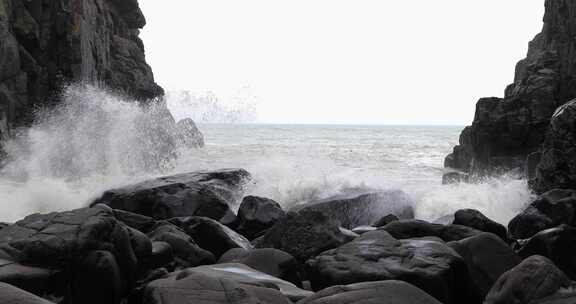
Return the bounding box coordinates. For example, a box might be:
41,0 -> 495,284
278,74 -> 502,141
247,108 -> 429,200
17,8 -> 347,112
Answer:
0,0 -> 163,142
445,0 -> 576,180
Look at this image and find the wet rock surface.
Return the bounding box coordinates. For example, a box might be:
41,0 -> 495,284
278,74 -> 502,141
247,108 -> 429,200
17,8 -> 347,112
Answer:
381,219 -> 482,242
235,195 -> 285,240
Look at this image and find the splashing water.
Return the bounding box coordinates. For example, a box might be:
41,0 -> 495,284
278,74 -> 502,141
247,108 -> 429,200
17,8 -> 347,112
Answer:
0,85 -> 535,224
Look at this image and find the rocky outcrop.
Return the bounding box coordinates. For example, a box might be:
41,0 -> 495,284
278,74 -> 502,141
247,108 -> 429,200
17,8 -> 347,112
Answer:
445,0 -> 576,179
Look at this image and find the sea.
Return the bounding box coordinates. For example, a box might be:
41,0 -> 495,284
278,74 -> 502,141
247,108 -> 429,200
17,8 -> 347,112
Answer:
0,85 -> 534,224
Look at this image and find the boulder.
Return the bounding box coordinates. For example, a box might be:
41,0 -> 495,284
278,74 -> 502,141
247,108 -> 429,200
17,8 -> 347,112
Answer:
448,233 -> 521,300
518,225 -> 576,279
381,219 -> 481,242
453,209 -> 507,240
235,196 -> 285,240
484,255 -> 571,304
218,248 -> 302,285
372,214 -> 399,227
92,169 -> 251,222
169,217 -> 252,258
292,190 -> 414,229
306,230 -> 466,304
296,280 -> 442,304
351,226 -> 377,234
442,171 -> 469,184
0,282 -> 55,304
0,259 -> 63,297
142,263 -> 312,304
175,118 -> 205,148
253,210 -> 354,262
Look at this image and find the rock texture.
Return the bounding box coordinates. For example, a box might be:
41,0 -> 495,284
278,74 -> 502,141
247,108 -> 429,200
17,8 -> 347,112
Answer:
445,0 -> 576,179
0,0 -> 163,142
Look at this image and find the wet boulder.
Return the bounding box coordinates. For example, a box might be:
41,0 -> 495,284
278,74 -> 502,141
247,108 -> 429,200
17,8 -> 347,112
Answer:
142,263 -> 312,303
0,259 -> 64,297
253,210 -> 354,262
509,189 -> 576,239
296,280 -> 442,304
0,282 -> 55,304
372,214 -> 399,227
292,190 -> 414,229
518,225 -> 576,279
448,233 -> 521,300
453,209 -> 507,241
485,255 -> 571,304
306,230 -> 466,304
169,217 -> 252,258
92,169 -> 251,222
175,118 -> 204,148
235,196 -> 285,240
218,248 -> 302,286
381,219 -> 481,242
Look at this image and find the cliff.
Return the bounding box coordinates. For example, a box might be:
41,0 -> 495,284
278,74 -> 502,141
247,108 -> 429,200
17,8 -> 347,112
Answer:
0,0 -> 163,142
445,0 -> 576,182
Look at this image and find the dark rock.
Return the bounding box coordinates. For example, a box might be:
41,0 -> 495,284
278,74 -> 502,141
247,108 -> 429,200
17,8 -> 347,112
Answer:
442,171 -> 469,184
306,230 -> 466,304
372,214 -> 399,227
484,255 -> 571,304
169,217 -> 252,259
0,282 -> 55,304
453,209 -> 507,241
508,189 -> 576,239
93,169 -> 251,221
526,151 -> 543,180
448,233 -> 521,300
235,196 -> 285,240
518,225 -> 576,279
253,210 -> 354,262
381,219 -> 482,242
292,190 -> 414,229
296,280 -> 442,304
0,259 -> 63,297
218,248 -> 302,286
445,0 -> 576,177
351,226 -> 377,234
142,263 -> 312,303
149,242 -> 174,269
147,221 -> 215,267
175,118 -> 204,148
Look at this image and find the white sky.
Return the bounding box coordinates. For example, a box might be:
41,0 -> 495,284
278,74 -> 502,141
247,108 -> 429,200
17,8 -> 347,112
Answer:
139,1 -> 544,125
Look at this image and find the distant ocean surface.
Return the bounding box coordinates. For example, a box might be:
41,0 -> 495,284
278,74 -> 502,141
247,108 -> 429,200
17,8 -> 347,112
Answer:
0,87 -> 535,224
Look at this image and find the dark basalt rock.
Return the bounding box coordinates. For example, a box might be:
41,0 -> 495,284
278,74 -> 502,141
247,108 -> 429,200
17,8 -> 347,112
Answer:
518,225 -> 576,280
253,210 -> 354,262
445,0 -> 576,178
0,282 -> 55,304
92,169 -> 251,222
372,214 -> 399,227
292,190 -> 414,229
484,255 -> 571,304
169,217 -> 252,259
296,280 -> 442,304
508,189 -> 576,239
306,230 -> 467,304
0,259 -> 63,298
141,263 -> 312,304
235,196 -> 285,240
448,233 -> 521,301
453,209 -> 508,241
218,248 -> 302,286
381,219 -> 482,242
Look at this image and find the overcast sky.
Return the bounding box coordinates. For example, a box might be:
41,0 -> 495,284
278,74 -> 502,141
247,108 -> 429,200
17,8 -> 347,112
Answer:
139,1 -> 544,125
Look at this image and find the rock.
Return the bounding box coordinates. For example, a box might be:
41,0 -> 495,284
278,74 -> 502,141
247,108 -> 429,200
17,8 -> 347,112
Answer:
0,205 -> 152,304
175,118 -> 204,148
351,226 -> 377,234
93,169 -> 251,221
372,214 -> 399,227
442,171 -> 469,184
253,210 -> 354,262
306,230 -> 466,304
0,259 -> 64,297
0,282 -> 55,304
235,196 -> 285,240
453,209 -> 507,241
292,190 -> 414,229
142,263 -> 312,303
485,255 -> 571,304
518,225 -> 576,279
147,221 -> 215,267
445,0 -> 576,177
218,248 -> 302,286
169,217 -> 252,258
381,219 -> 481,242
149,242 -> 174,269
296,280 -> 442,304
448,233 -> 521,300
508,189 -> 576,239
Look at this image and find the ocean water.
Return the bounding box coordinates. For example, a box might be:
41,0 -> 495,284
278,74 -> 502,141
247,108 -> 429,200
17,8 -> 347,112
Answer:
0,85 -> 534,224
